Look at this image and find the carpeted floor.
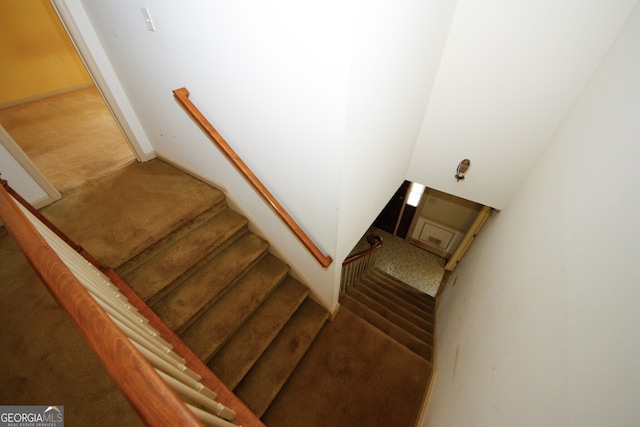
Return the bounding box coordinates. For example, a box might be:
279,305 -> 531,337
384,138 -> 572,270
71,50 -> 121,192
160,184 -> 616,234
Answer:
0,227 -> 144,427
0,159 -> 432,426
0,86 -> 135,192
350,227 -> 446,296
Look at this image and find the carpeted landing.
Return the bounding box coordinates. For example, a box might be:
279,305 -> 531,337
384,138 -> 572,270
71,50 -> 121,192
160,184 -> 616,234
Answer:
263,308 -> 432,427
0,159 -> 432,426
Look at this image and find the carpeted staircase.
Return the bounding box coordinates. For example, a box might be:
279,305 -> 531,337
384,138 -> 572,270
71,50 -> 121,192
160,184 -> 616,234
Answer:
1,159 -> 433,426
115,188 -> 329,418
340,268 -> 435,364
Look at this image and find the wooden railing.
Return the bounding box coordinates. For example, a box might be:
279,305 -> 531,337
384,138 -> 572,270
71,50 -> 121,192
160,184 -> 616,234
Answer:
173,87 -> 333,269
341,234 -> 383,294
0,177 -> 265,427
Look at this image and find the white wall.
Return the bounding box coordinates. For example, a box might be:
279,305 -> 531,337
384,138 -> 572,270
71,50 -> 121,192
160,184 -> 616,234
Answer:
408,0 -> 637,209
425,3 -> 640,425
67,0 -> 355,308
0,125 -> 58,208
336,0 -> 456,261
52,0 -> 155,160
0,144 -> 49,206
62,0 -> 455,309
55,0 -> 637,314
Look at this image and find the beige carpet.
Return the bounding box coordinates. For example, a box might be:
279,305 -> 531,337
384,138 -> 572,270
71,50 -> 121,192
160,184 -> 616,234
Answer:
0,160 -> 220,426
40,159 -> 223,268
350,227 -> 446,296
0,226 -> 144,426
263,307 -> 432,427
0,86 -> 135,192
1,159 -> 432,426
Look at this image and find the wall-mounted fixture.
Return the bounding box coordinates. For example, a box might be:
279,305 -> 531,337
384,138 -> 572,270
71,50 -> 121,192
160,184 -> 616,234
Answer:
455,159 -> 471,181
141,7 -> 157,31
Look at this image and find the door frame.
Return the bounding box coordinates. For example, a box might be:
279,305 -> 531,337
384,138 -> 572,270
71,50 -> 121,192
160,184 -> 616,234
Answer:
0,125 -> 61,208
50,0 -> 155,162
444,205 -> 492,271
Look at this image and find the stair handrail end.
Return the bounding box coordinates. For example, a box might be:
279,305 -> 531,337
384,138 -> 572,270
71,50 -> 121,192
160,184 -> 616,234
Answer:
343,234 -> 383,265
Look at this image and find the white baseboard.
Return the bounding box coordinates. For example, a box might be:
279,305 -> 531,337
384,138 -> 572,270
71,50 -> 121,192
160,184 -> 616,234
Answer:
0,84 -> 93,110
329,301 -> 341,321
154,153 -> 227,192
31,195 -> 58,209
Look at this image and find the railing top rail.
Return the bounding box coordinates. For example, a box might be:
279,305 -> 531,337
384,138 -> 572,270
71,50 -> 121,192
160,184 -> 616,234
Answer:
343,234 -> 383,265
173,87 -> 333,268
0,178 -> 204,427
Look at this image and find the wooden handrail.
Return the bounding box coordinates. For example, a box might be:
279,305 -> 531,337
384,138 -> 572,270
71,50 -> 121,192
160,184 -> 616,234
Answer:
2,177 -> 265,426
343,234 -> 384,265
340,234 -> 384,295
0,178 -> 204,427
173,87 -> 333,268
3,179 -> 103,269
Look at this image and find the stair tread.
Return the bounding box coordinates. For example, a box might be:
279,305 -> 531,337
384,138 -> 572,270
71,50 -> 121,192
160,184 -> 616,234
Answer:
346,287 -> 433,344
122,208 -> 248,301
180,254 -> 289,361
340,293 -> 433,362
373,271 -> 436,308
372,269 -> 435,306
367,271 -> 435,311
233,297 -> 329,417
117,201 -> 226,275
355,281 -> 433,330
208,277 -> 309,389
153,232 -> 269,331
360,276 -> 433,316
360,276 -> 434,320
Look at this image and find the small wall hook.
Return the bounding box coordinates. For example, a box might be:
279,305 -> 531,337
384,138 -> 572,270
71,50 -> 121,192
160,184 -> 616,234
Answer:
455,159 -> 471,181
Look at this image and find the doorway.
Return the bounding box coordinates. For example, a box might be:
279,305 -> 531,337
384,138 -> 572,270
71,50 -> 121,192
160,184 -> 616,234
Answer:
372,180 -> 422,239
363,181 -> 491,294
0,0 -> 135,193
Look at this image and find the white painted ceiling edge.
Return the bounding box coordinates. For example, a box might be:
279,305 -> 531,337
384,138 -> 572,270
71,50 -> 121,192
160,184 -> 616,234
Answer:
407,0 -> 639,209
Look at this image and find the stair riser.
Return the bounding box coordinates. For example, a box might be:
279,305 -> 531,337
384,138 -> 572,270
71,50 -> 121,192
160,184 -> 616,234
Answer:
174,250 -> 269,335
360,277 -> 435,323
367,273 -> 435,312
233,298 -> 329,417
144,226 -> 249,306
131,202 -> 330,419
354,282 -> 434,331
153,233 -> 270,332
340,294 -> 433,361
346,287 -> 433,345
207,277 -> 310,389
371,270 -> 435,307
180,255 -> 290,361
117,201 -> 227,276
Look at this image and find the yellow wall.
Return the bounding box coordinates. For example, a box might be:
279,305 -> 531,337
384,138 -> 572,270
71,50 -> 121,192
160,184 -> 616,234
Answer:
0,0 -> 93,106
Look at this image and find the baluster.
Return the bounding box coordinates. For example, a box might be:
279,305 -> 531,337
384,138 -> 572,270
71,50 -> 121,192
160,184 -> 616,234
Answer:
11,194 -> 241,426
